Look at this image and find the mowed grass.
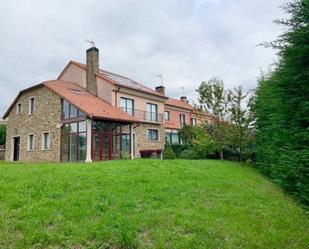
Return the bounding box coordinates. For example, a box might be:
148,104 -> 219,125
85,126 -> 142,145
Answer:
0,160 -> 308,249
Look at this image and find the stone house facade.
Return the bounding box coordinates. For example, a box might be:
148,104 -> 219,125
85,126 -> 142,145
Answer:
3,47 -> 212,162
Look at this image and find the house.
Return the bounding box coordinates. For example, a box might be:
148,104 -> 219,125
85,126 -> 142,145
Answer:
2,47 -> 212,162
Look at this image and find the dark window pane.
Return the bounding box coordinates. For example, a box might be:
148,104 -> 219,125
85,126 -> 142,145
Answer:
70,133 -> 78,161
63,100 -> 70,119
122,134 -> 130,153
78,133 -> 87,161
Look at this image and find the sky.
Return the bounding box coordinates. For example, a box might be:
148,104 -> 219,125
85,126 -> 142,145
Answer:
0,0 -> 286,116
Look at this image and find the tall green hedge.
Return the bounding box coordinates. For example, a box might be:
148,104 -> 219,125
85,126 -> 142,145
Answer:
0,124 -> 6,145
255,0 -> 309,205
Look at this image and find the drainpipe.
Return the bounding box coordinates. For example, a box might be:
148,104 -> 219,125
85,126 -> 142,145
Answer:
115,86 -> 121,107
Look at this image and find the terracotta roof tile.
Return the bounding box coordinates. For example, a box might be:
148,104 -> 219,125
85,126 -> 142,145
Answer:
44,80 -> 138,123
165,98 -> 194,110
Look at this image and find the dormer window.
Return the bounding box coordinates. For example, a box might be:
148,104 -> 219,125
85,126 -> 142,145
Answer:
29,97 -> 35,115
17,102 -> 23,114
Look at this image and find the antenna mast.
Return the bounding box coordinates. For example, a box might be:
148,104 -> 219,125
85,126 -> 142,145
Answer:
156,74 -> 163,85
86,38 -> 96,47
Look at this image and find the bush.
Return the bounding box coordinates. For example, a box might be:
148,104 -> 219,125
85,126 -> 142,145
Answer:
121,151 -> 131,160
170,144 -> 189,158
191,134 -> 218,159
179,149 -> 197,159
163,144 -> 176,159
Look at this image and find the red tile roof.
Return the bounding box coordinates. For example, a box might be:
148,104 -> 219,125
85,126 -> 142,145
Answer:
66,61 -> 168,98
44,80 -> 138,123
165,98 -> 194,110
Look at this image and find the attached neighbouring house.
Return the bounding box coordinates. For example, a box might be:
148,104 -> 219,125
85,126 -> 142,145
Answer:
3,47 -> 212,162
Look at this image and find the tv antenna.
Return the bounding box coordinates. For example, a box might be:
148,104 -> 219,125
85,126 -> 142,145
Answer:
156,74 -> 163,85
86,38 -> 96,47
180,87 -> 185,95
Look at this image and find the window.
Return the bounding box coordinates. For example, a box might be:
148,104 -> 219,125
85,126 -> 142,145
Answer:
29,97 -> 35,114
147,129 -> 158,141
165,132 -> 181,144
17,102 -> 23,114
42,132 -> 50,150
122,134 -> 130,153
147,103 -> 158,122
191,118 -> 197,126
180,114 -> 186,128
164,111 -> 170,121
28,134 -> 34,151
62,99 -> 86,120
120,97 -> 134,115
61,121 -> 87,162
63,100 -> 70,119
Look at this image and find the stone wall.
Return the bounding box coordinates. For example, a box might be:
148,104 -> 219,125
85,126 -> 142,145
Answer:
133,123 -> 165,158
5,86 -> 62,162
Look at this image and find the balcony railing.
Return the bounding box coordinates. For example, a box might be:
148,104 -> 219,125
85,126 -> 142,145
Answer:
120,107 -> 163,123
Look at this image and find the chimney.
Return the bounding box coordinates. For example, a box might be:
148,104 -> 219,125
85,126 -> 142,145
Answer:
155,85 -> 165,95
180,96 -> 187,103
86,47 -> 99,96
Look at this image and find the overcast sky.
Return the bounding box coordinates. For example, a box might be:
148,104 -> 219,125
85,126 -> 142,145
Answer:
0,0 -> 286,116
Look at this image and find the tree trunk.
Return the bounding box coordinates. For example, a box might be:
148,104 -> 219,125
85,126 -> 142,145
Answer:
220,150 -> 224,160
239,147 -> 243,164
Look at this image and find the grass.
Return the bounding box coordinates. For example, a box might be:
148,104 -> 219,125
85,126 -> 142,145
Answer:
0,160 -> 308,249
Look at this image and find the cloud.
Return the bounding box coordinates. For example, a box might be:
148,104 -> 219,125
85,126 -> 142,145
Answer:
0,0 -> 285,115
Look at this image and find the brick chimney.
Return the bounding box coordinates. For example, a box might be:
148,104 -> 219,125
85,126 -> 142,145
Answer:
155,86 -> 165,95
86,47 -> 99,96
180,96 -> 187,103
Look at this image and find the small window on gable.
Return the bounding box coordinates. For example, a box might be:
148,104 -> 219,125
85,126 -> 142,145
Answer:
28,134 -> 34,151
29,97 -> 35,114
17,102 -> 23,114
42,132 -> 50,150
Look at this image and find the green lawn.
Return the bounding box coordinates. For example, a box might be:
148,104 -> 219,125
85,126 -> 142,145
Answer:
0,160 -> 308,249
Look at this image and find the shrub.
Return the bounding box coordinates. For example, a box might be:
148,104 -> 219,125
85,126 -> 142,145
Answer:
163,144 -> 176,159
179,149 -> 197,159
170,144 -> 189,158
191,134 -> 218,159
121,151 -> 131,160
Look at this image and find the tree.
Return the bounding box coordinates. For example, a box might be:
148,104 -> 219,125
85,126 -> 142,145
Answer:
178,125 -> 218,159
196,78 -> 228,159
227,86 -> 255,163
255,0 -> 309,205
0,124 -> 6,145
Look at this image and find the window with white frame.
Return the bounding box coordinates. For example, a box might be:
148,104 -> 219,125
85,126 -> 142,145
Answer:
120,97 -> 134,116
179,114 -> 186,128
17,102 -> 23,114
42,132 -> 50,150
146,103 -> 158,122
28,134 -> 34,151
29,97 -> 35,114
191,118 -> 197,126
164,111 -> 170,121
147,129 -> 159,141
